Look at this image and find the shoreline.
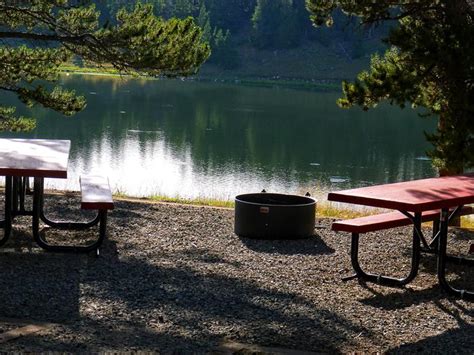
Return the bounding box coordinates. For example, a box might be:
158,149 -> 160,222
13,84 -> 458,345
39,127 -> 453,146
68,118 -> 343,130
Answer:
42,186 -> 376,219
60,67 -> 341,92
40,187 -> 474,228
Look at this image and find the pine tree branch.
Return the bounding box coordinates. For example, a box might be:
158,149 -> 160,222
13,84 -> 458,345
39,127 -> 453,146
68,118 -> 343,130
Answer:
0,31 -> 96,43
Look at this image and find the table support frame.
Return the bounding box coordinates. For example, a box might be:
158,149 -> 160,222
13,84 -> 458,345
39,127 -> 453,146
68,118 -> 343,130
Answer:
0,176 -> 13,246
343,212 -> 422,286
437,208 -> 474,300
343,207 -> 473,299
32,177 -> 106,253
1,175 -> 106,253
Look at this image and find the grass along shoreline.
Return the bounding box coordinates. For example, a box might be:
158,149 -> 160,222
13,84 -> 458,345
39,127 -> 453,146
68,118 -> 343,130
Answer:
60,64 -> 341,91
113,191 -> 474,229
1,184 -> 473,229
114,191 -> 370,218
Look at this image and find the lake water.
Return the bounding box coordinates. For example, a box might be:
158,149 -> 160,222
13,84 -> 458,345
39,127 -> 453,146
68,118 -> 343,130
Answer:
1,75 -> 437,201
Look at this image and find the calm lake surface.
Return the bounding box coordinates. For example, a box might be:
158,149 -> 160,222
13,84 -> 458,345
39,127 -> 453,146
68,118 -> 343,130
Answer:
1,75 -> 437,201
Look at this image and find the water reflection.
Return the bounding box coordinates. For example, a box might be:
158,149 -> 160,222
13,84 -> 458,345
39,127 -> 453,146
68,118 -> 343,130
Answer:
0,75 -> 437,200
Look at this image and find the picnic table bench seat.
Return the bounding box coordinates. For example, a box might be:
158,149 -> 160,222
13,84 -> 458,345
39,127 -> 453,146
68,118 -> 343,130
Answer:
80,175 -> 114,211
78,175 -> 114,255
332,206 -> 474,234
333,206 -> 473,286
36,175 -> 114,255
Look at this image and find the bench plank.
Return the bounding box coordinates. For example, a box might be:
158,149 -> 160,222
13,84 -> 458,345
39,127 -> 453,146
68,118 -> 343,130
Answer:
80,175 -> 114,210
332,206 -> 473,234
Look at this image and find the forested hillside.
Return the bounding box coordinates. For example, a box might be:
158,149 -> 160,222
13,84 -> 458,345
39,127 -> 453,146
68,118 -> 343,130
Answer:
98,0 -> 391,80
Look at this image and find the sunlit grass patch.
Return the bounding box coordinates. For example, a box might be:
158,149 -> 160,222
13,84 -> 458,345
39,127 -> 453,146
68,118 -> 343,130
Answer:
315,201 -> 383,219
60,63 -> 123,76
113,191 -> 474,228
148,194 -> 235,208
461,215 -> 474,229
112,188 -> 128,199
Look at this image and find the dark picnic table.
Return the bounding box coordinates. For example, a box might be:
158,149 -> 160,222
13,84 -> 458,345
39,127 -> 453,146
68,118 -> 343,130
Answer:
328,174 -> 474,300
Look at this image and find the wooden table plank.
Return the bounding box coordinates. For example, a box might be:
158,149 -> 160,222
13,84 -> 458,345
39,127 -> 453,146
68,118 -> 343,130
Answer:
0,139 -> 70,178
328,174 -> 474,212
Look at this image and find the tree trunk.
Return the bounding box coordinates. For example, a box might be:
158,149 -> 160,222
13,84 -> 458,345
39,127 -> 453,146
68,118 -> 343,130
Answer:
437,112 -> 464,177
437,114 -> 463,226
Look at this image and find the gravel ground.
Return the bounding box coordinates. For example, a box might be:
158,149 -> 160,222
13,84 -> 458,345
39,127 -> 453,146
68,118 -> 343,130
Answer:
0,193 -> 472,353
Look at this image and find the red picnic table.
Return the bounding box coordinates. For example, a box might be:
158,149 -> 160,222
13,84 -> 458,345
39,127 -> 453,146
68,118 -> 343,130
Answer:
328,174 -> 474,300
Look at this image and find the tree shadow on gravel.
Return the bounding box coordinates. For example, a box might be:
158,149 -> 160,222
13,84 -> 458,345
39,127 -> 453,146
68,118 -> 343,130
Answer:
356,283 -> 473,353
87,256 -> 364,351
386,299 -> 473,354
2,248 -> 371,353
0,204 -> 367,353
171,249 -> 243,267
386,325 -> 474,354
0,248 -> 83,323
357,258 -> 473,311
358,283 -> 447,310
9,317 -> 236,353
357,240 -> 472,310
238,233 -> 335,255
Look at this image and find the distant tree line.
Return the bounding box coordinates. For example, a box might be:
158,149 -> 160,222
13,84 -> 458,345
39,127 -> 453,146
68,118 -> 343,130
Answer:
101,0 -> 389,69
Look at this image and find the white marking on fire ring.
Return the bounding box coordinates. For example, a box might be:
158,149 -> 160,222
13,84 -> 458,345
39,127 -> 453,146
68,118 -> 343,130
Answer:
260,206 -> 270,214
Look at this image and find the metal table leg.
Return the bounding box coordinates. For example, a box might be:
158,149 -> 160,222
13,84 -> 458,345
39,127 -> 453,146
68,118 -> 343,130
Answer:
32,177 -> 106,253
0,176 -> 13,246
17,176 -> 33,215
437,208 -> 473,300
418,206 -> 474,266
35,177 -> 100,229
12,177 -> 19,214
344,212 -> 422,286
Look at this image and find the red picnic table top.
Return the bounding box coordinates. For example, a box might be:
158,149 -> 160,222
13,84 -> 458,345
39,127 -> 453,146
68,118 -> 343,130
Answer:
328,174 -> 474,212
0,138 -> 71,178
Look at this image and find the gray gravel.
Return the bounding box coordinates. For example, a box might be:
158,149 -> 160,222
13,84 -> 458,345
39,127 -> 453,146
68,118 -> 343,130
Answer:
0,193 -> 472,353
